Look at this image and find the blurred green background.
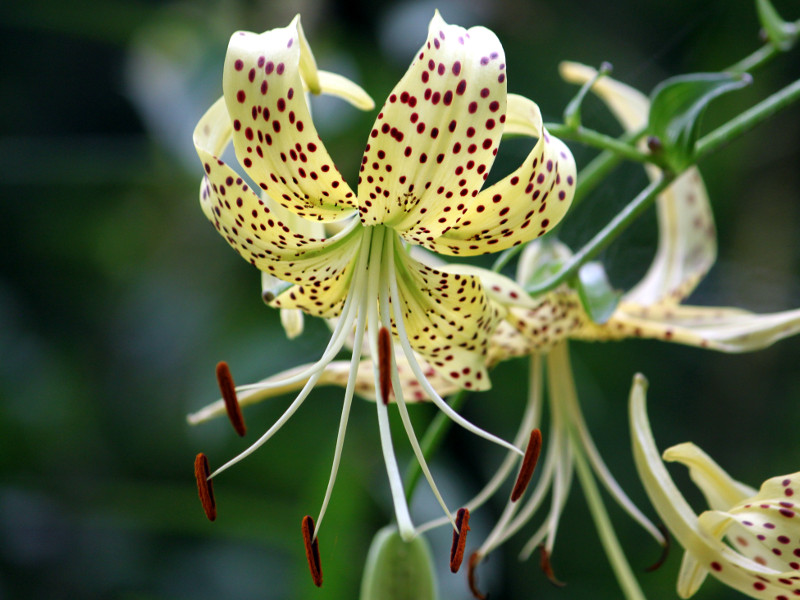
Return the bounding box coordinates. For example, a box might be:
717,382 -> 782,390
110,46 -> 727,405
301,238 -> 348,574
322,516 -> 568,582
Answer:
1,0 -> 799,598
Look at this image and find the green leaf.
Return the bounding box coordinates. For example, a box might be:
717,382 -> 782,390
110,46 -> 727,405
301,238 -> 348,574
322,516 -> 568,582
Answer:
648,72 -> 751,171
574,262 -> 620,325
756,0 -> 798,52
360,526 -> 439,600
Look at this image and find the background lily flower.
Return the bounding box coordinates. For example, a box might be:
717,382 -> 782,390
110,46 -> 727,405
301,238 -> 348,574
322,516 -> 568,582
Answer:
191,12 -> 576,546
450,64 -> 800,596
631,374 -> 800,599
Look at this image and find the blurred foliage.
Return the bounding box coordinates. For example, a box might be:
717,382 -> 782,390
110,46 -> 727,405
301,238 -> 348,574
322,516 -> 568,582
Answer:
0,0 -> 799,598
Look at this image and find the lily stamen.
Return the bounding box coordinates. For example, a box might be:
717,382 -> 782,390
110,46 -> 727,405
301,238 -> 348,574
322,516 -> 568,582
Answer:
377,326 -> 392,405
539,544 -> 566,587
511,428 -> 543,502
644,524 -> 671,572
194,453 -> 216,521
301,515 -> 323,587
467,551 -> 487,600
216,361 -> 246,437
450,508 -> 471,573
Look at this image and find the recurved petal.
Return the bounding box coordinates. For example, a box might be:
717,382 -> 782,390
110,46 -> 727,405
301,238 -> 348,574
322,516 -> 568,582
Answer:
316,70 -> 375,111
426,94 -> 576,256
624,168 -> 717,306
196,99 -> 363,281
663,442 -> 757,511
600,303 -> 800,352
223,17 -> 358,221
393,247 -> 502,390
561,62 -> 716,306
358,11 -> 506,239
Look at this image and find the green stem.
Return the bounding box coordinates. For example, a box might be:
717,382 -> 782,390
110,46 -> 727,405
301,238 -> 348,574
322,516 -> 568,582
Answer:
728,42 -> 781,73
695,77 -> 800,159
572,440 -> 647,600
525,75 -> 800,295
404,390 -> 468,502
546,123 -> 658,166
726,16 -> 800,74
525,177 -> 672,295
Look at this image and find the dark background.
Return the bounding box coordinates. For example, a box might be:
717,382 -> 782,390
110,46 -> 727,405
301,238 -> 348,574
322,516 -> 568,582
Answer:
1,0 -> 799,598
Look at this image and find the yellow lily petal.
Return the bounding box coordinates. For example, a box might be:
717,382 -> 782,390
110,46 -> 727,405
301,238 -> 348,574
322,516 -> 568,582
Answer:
316,70 -> 375,111
427,94 -> 576,256
223,17 -> 358,221
392,245 -> 502,391
664,442 -> 757,511
631,375 -> 800,599
598,302 -> 800,352
359,12 -> 506,239
624,169 -> 716,306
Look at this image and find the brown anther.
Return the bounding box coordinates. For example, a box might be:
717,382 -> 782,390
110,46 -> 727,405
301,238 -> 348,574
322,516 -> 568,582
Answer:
539,545 -> 565,587
510,428 -> 542,502
467,551 -> 487,599
216,361 -> 246,437
645,524 -> 671,572
301,515 -> 323,587
378,327 -> 393,405
194,453 -> 216,521
450,507 -> 471,573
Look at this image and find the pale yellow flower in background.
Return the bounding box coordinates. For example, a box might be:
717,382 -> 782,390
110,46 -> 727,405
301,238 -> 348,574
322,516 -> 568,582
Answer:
631,374 -> 800,599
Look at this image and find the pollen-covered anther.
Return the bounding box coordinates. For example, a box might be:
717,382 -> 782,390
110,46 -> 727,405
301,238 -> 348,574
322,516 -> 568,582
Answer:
302,515 -> 323,587
645,524 -> 671,572
194,453 -> 217,521
450,507 -> 471,573
378,326 -> 393,405
539,545 -> 565,587
467,551 -> 487,599
216,361 -> 246,437
510,428 -> 542,502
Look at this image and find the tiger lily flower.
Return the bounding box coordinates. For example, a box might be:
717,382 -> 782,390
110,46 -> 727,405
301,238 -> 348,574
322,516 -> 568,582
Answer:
631,374 -> 800,599
191,12 -> 576,546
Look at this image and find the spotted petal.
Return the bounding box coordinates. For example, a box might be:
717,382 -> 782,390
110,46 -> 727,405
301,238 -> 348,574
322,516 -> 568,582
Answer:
358,11 -> 507,240
224,16 -> 360,221
631,376 -> 800,600
427,94 -> 576,256
596,302 -> 800,352
561,62 -> 716,306
392,243 -> 503,390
